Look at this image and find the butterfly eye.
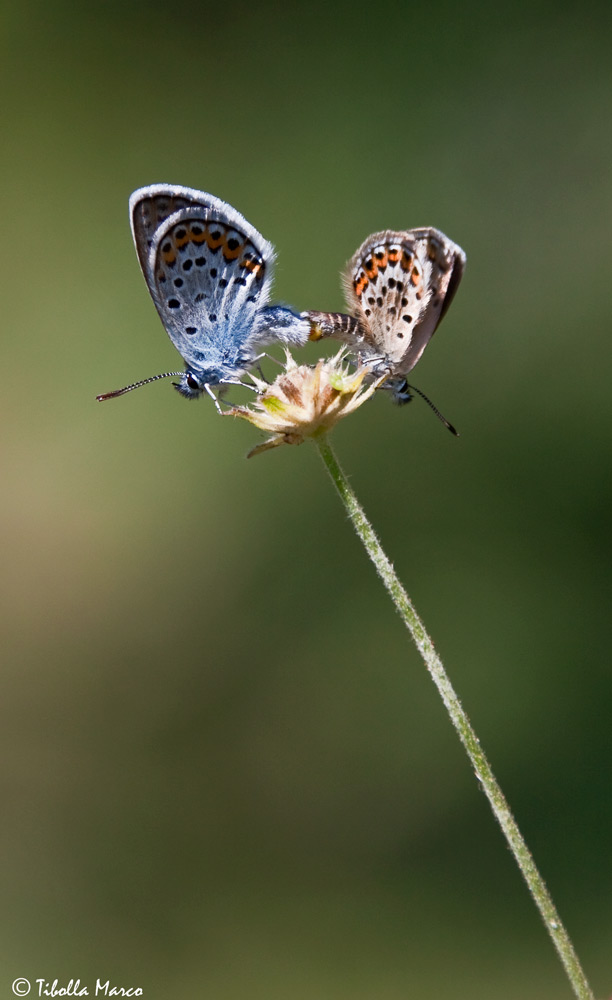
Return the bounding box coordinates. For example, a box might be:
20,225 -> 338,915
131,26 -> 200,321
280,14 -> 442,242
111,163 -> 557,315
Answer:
172,373 -> 205,400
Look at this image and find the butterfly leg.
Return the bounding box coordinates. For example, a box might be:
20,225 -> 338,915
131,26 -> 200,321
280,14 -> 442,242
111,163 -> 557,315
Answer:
260,352 -> 285,368
204,383 -> 224,413
254,364 -> 270,384
218,380 -> 261,405
244,352 -> 271,385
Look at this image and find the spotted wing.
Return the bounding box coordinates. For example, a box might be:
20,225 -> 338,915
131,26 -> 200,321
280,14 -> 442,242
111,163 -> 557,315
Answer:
130,184 -> 214,275
130,185 -> 274,377
343,228 -> 466,375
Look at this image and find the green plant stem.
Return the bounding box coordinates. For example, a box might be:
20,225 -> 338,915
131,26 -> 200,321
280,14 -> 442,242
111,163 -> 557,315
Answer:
315,432 -> 594,1000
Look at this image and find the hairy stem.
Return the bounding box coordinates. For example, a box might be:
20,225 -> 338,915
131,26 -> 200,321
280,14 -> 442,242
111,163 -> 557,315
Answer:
315,432 -> 594,1000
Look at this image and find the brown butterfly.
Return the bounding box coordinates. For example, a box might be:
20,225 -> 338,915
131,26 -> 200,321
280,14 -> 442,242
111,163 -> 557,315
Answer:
306,227 -> 465,411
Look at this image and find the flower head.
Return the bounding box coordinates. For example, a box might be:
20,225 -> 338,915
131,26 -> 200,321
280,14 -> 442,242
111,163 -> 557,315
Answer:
223,349 -> 384,457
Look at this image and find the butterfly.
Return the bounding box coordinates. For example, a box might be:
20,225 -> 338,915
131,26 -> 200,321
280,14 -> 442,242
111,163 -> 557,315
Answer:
97,184 -> 309,402
305,227 -> 466,408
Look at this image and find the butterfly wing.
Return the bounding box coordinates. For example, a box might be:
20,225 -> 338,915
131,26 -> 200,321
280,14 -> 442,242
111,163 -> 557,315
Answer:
343,228 -> 466,375
130,185 -> 274,381
131,184 -> 212,274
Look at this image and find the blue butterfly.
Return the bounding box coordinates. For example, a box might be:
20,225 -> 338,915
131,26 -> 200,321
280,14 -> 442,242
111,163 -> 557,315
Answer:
98,184 -> 309,402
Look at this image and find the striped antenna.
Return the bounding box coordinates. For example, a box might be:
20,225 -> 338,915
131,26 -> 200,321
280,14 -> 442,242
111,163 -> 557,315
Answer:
96,372 -> 185,401
408,383 -> 459,436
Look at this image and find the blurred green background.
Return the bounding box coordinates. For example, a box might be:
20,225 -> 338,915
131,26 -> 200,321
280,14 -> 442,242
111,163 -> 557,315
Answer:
2,0 -> 611,997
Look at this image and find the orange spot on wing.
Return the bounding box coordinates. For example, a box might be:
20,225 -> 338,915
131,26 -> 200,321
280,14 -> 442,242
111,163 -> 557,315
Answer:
363,257 -> 378,280
400,250 -> 413,272
204,225 -> 225,250
354,273 -> 369,298
222,240 -> 245,262
174,231 -> 190,249
241,257 -> 264,278
375,249 -> 388,269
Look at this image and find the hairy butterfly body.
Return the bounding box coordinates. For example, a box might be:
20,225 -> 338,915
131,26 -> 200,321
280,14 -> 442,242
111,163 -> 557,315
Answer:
306,227 -> 465,404
98,184 -> 309,401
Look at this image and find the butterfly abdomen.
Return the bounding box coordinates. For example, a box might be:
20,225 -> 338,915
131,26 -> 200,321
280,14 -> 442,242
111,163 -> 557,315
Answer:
305,310 -> 364,343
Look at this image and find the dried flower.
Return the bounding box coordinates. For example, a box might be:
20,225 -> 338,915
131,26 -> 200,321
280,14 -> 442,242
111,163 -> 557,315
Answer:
223,349 -> 384,457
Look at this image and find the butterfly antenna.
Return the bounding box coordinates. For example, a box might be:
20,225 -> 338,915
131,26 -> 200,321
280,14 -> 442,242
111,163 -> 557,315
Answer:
408,383 -> 459,437
96,372 -> 185,401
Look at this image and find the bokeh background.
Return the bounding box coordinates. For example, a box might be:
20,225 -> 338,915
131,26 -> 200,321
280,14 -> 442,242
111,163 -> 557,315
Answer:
2,1 -> 611,997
